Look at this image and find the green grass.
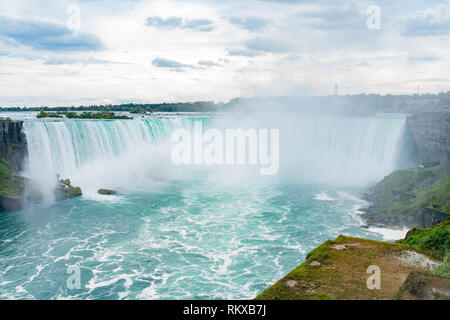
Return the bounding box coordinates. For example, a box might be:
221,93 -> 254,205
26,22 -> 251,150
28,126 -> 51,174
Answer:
401,219 -> 450,260
255,236 -> 416,300
434,252 -> 450,278
368,165 -> 450,225
0,158 -> 10,176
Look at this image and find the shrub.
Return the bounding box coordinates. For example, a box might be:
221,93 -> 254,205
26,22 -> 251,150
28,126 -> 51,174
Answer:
403,223 -> 450,260
434,252 -> 450,278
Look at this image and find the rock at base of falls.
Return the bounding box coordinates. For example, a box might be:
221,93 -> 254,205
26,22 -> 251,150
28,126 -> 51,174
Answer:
55,178 -> 83,200
97,189 -> 117,195
0,195 -> 24,211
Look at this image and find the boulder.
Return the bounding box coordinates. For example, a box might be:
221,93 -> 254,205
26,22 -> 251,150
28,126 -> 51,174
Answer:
97,189 -> 117,195
55,178 -> 82,200
67,186 -> 82,197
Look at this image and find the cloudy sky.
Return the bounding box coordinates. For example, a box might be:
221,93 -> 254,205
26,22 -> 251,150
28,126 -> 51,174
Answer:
0,0 -> 449,107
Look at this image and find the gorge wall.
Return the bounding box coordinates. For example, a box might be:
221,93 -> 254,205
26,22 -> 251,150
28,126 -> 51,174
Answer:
406,113 -> 450,168
0,118 -> 83,211
0,118 -> 27,173
0,118 -> 27,211
361,113 -> 450,228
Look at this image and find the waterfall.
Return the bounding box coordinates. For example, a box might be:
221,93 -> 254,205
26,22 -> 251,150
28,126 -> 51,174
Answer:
210,113 -> 410,185
22,114 -> 410,203
275,114 -> 411,184
23,118 -> 186,201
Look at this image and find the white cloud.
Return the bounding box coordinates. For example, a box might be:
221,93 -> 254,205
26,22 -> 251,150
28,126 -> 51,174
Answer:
0,0 -> 449,106
401,3 -> 450,36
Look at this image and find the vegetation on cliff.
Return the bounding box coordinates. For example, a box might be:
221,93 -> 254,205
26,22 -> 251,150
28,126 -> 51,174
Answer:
0,119 -> 26,173
0,119 -> 27,210
361,165 -> 450,227
0,158 -> 23,198
401,218 -> 450,260
400,218 -> 450,278
256,235 -> 448,300
434,253 -> 450,278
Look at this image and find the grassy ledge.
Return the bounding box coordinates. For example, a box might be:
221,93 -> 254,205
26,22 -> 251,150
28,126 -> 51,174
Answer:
256,232 -> 449,300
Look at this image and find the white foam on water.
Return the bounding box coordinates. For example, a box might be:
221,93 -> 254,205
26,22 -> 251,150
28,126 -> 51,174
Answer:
314,192 -> 335,201
82,193 -> 126,204
367,226 -> 409,241
137,282 -> 159,300
22,114 -> 408,205
3,113 -> 414,300
337,191 -> 366,203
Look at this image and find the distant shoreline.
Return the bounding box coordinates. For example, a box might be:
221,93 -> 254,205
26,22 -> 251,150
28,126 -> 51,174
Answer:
1,92 -> 450,114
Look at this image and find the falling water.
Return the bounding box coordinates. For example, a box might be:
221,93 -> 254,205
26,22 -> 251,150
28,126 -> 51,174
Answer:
22,115 -> 409,200
0,113 -> 414,300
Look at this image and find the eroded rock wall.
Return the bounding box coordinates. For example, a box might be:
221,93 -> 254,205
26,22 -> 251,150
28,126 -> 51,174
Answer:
0,118 -> 27,173
406,113 -> 450,168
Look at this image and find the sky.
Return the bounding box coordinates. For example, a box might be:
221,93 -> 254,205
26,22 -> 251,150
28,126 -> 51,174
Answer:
0,0 -> 449,107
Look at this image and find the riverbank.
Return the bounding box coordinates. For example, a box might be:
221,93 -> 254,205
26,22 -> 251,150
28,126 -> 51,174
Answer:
359,164 -> 449,228
256,219 -> 449,300
257,112 -> 450,299
256,165 -> 450,299
1,111 -> 448,299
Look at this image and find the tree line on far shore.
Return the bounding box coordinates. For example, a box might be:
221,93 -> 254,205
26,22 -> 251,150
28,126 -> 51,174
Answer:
2,91 -> 450,114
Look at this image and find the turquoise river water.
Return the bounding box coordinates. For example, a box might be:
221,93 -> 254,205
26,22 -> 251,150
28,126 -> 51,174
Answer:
0,112 -> 410,299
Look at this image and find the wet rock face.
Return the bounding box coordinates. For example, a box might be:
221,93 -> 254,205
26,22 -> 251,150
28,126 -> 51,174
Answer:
406,113 -> 450,169
0,195 -> 24,211
0,118 -> 27,173
0,119 -> 27,211
422,208 -> 448,227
